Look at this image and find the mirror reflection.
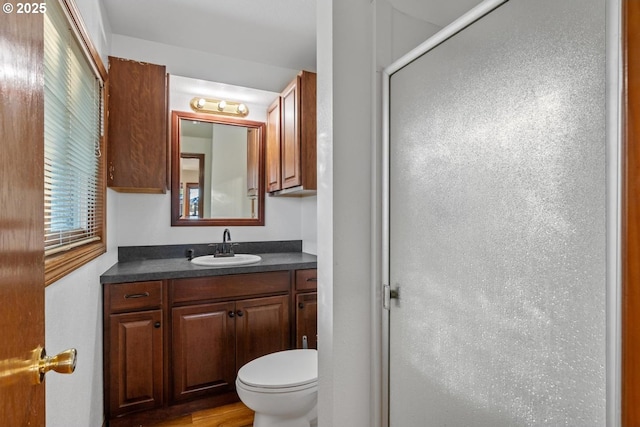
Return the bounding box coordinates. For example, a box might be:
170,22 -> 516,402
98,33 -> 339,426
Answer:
171,111 -> 265,226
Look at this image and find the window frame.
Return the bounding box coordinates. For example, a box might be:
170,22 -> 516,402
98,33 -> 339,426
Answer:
44,0 -> 108,286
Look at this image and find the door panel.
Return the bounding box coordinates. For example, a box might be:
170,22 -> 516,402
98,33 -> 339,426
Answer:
109,310 -> 163,416
236,295 -> 290,368
0,9 -> 45,426
172,302 -> 236,401
266,98 -> 282,192
296,293 -> 318,349
387,0 -> 606,425
281,78 -> 301,189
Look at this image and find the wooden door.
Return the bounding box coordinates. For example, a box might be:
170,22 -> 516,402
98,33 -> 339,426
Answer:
281,77 -> 301,189
266,98 -> 282,192
171,302 -> 236,401
295,293 -> 317,349
235,295 -> 290,369
108,310 -> 163,417
623,0 -> 640,424
0,9 -> 46,426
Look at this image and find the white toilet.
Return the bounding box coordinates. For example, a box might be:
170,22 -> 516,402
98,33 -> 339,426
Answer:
236,349 -> 318,427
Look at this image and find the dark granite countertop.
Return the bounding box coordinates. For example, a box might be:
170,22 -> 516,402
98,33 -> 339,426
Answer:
100,249 -> 317,284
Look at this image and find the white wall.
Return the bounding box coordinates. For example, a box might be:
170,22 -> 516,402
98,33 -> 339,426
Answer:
317,0 -> 373,425
301,196 -> 318,254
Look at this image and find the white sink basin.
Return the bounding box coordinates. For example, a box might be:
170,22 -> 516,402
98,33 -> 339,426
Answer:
190,254 -> 261,267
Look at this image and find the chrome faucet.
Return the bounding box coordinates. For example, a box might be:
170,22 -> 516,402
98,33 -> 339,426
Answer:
223,228 -> 231,245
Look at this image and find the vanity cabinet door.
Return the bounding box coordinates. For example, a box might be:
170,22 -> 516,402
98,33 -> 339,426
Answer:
107,56 -> 168,193
294,269 -> 317,349
108,310 -> 163,417
295,292 -> 317,349
235,295 -> 290,369
171,302 -> 236,402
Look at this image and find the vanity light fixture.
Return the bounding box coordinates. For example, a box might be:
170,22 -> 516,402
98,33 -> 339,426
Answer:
189,97 -> 250,117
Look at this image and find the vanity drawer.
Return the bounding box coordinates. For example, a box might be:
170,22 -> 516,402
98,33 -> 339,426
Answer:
171,271 -> 290,305
108,280 -> 163,313
295,269 -> 317,291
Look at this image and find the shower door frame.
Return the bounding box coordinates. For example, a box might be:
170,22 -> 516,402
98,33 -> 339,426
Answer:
378,0 -> 623,426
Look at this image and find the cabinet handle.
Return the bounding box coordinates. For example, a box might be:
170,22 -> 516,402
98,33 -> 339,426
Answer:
228,311 -> 235,318
298,302 -> 304,309
306,277 -> 317,282
108,163 -> 114,181
154,322 -> 161,328
124,292 -> 149,299
236,310 -> 244,317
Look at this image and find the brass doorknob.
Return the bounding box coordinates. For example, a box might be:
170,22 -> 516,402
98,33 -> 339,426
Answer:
0,346 -> 77,386
34,346 -> 77,384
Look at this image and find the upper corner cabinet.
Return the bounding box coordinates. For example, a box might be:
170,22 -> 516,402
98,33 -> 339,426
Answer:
266,71 -> 317,196
107,56 -> 168,193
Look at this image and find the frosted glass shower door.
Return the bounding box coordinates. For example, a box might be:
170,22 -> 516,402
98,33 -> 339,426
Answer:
387,0 -> 606,425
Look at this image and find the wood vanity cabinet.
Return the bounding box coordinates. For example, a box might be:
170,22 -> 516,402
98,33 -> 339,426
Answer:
294,269 -> 318,349
103,269 -> 313,424
104,280 -> 164,419
266,71 -> 317,195
106,56 -> 168,193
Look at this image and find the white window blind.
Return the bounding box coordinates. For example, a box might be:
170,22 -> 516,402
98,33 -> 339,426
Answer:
44,0 -> 103,256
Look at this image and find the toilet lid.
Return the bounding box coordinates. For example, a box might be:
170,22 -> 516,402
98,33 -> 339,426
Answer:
237,349 -> 317,389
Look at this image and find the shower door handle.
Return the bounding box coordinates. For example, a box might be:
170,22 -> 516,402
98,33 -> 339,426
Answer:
383,284 -> 400,310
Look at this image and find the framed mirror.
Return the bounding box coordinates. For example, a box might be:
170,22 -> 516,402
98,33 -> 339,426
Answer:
171,110 -> 265,226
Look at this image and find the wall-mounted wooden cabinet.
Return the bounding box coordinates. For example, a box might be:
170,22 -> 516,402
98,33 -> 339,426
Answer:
266,71 -> 316,196
107,56 -> 168,193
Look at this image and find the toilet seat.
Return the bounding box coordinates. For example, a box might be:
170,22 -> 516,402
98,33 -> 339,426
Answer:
237,349 -> 317,392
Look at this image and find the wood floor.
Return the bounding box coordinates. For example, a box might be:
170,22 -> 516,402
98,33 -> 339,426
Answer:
151,402 -> 254,427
